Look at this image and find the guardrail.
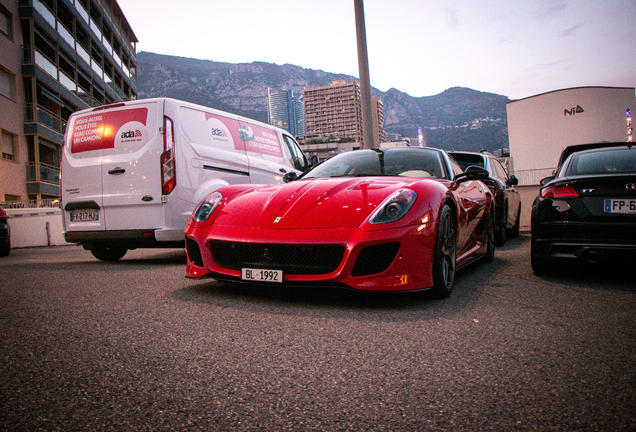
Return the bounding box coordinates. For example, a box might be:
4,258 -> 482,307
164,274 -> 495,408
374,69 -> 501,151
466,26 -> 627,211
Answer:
0,199 -> 61,209
515,168 -> 556,186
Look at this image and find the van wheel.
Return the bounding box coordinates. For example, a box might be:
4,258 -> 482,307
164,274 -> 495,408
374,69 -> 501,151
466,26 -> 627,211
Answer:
91,245 -> 127,261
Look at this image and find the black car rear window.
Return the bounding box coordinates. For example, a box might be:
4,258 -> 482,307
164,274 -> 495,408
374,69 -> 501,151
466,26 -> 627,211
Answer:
567,148 -> 636,175
450,153 -> 485,171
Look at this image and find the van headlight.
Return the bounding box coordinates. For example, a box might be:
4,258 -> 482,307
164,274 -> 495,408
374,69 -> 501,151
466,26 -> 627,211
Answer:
192,192 -> 223,222
369,189 -> 417,224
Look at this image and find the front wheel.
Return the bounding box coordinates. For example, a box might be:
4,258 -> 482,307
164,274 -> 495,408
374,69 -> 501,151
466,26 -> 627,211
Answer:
431,205 -> 456,299
90,244 -> 127,261
508,204 -> 521,239
494,203 -> 507,246
483,207 -> 495,264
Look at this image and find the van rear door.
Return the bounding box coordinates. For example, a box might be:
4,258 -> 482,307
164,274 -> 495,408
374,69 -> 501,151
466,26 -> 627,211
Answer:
62,111 -> 107,232
63,101 -> 163,232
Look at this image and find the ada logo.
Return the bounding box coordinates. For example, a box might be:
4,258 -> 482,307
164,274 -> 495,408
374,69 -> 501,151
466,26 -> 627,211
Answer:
564,105 -> 584,116
211,128 -> 227,137
121,130 -> 142,138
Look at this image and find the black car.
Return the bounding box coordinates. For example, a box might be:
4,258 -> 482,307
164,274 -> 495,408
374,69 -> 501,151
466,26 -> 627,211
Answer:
449,151 -> 521,245
531,144 -> 636,273
0,206 -> 10,257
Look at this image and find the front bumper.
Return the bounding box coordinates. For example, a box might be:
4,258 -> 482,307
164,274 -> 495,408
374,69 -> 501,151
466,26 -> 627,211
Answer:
185,222 -> 436,292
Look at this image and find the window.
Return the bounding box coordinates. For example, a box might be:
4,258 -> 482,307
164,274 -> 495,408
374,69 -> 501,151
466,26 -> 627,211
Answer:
282,135 -> 309,171
0,5 -> 12,39
2,131 -> 17,162
3,194 -> 21,202
0,68 -> 15,100
490,158 -> 509,182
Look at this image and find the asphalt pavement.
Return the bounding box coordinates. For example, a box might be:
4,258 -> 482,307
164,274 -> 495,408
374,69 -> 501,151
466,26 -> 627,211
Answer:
1,234 -> 635,431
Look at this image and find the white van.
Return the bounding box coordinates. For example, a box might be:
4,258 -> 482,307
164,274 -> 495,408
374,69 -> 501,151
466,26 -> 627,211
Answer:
61,98 -> 310,261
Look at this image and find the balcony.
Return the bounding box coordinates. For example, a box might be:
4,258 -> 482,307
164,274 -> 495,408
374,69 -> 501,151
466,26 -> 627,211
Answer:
27,162 -> 60,185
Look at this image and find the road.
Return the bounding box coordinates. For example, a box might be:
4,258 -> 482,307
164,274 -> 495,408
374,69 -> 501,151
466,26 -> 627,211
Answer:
1,234 -> 635,431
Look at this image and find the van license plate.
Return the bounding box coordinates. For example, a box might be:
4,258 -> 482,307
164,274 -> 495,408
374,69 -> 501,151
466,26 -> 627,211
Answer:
70,210 -> 99,221
604,199 -> 636,214
241,268 -> 283,283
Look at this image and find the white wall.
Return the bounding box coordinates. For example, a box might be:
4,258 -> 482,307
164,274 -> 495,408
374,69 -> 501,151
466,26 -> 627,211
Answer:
507,87 -> 635,184
6,208 -> 66,248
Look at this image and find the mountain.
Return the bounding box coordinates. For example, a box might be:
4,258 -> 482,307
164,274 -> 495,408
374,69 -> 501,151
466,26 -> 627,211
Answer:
136,51 -> 510,153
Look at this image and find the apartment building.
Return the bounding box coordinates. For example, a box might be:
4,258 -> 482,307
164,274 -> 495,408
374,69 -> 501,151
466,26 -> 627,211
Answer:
304,80 -> 364,144
371,96 -> 384,145
0,0 -> 137,205
303,80 -> 384,150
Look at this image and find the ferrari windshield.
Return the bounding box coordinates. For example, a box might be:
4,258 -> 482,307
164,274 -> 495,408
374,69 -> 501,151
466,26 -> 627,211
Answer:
303,148 -> 447,179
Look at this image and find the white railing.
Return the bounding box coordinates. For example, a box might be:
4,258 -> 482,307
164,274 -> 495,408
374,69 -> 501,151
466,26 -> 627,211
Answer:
515,168 -> 556,185
0,199 -> 60,209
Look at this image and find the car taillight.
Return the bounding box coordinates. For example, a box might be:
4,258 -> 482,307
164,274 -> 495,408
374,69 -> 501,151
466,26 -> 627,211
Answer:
161,116 -> 176,195
540,185 -> 579,199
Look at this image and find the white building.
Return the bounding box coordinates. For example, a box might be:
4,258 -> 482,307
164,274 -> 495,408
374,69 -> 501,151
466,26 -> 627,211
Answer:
507,86 -> 635,185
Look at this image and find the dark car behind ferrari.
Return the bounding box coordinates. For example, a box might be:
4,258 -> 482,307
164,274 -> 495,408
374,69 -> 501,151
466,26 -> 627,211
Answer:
449,151 -> 521,246
531,144 -> 636,273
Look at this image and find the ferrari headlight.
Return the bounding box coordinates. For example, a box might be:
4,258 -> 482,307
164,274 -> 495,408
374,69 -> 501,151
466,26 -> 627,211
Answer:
369,189 -> 417,224
192,192 -> 223,222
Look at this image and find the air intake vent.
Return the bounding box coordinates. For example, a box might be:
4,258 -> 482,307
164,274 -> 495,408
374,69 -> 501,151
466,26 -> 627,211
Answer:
186,237 -> 204,267
352,242 -> 400,277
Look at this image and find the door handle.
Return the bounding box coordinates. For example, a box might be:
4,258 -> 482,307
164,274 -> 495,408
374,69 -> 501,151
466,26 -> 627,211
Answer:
108,167 -> 126,175
279,167 -> 287,173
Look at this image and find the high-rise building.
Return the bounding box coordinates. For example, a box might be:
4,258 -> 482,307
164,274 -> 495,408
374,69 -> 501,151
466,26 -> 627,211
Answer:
0,0 -> 138,205
303,80 -> 363,144
303,81 -> 384,148
372,96 -> 384,145
267,88 -> 305,138
293,93 -> 305,137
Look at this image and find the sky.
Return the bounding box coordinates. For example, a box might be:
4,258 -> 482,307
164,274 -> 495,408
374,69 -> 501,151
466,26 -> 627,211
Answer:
115,0 -> 636,100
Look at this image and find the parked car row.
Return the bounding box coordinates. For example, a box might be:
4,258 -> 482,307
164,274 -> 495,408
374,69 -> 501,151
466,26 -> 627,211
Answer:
55,98 -> 634,296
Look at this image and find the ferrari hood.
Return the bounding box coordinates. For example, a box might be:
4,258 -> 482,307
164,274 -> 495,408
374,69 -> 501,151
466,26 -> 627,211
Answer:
215,178 -> 417,229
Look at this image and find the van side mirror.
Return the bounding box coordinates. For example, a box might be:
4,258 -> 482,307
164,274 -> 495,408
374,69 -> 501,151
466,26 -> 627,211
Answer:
283,171 -> 298,183
453,166 -> 489,184
508,175 -> 519,186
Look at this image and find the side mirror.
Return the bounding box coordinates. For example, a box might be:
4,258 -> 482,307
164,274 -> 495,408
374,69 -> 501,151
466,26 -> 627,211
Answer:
540,176 -> 555,186
310,155 -> 319,167
453,166 -> 489,184
283,171 -> 298,183
508,175 -> 519,186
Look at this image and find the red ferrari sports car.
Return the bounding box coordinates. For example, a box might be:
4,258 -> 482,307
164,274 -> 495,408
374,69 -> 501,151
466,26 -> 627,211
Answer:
185,147 -> 495,297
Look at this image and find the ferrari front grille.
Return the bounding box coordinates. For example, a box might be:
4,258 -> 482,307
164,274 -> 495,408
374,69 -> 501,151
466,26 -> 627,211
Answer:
209,241 -> 345,275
